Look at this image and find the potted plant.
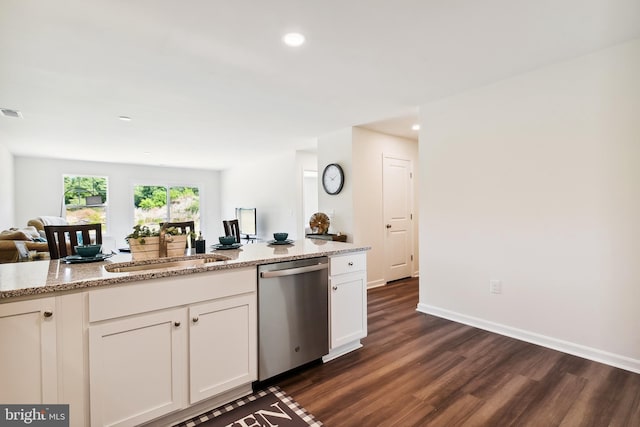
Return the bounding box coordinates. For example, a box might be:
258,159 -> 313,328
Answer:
126,225 -> 188,261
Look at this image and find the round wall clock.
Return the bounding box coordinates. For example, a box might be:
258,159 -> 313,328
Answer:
322,163 -> 344,195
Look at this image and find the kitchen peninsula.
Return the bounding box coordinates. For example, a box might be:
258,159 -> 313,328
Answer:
0,240 -> 369,427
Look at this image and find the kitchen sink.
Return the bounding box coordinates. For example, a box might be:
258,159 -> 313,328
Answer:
104,254 -> 231,273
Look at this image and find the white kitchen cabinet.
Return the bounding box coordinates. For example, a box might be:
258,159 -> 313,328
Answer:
0,297 -> 58,404
89,308 -> 186,427
189,294 -> 256,403
87,268 -> 257,427
326,252 -> 367,361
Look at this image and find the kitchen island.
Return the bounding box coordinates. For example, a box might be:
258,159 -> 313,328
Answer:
0,239 -> 368,300
0,240 -> 369,427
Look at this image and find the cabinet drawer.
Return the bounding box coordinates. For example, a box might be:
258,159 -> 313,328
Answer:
330,252 -> 366,276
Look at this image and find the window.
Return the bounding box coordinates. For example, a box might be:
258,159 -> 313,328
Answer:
63,175 -> 108,230
133,185 -> 200,231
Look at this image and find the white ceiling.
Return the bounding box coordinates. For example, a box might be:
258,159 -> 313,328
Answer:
1,0 -> 639,170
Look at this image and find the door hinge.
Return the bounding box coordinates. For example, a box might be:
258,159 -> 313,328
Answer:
410,172 -> 413,179
411,254 -> 414,261
410,213 -> 413,220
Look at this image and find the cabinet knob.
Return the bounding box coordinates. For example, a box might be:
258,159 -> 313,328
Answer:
332,286 -> 338,291
192,316 -> 199,323
43,310 -> 53,318
386,224 -> 392,229
174,321 -> 181,327
348,261 -> 354,266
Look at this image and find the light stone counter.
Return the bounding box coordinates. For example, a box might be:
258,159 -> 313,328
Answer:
0,240 -> 369,301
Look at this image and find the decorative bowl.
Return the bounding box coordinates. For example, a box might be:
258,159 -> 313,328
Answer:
273,232 -> 288,242
75,244 -> 102,257
219,236 -> 236,245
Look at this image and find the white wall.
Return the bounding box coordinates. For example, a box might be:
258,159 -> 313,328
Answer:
14,156 -> 221,249
418,39 -> 640,372
317,128 -> 354,238
296,151 -> 318,237
0,142 -> 14,228
352,127 -> 419,286
318,127 -> 420,287
220,150 -> 306,240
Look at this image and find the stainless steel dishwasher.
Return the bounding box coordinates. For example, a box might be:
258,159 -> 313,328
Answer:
258,256 -> 328,381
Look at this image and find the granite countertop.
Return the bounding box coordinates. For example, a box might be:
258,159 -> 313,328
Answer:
0,240 -> 370,301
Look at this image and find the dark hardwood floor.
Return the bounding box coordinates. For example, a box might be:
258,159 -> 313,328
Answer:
276,277 -> 640,426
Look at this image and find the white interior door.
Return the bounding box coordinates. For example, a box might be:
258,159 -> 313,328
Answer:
383,156 -> 413,282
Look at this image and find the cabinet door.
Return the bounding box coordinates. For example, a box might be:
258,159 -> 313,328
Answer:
0,298 -> 57,403
89,308 -> 185,427
330,272 -> 367,349
189,293 -> 257,404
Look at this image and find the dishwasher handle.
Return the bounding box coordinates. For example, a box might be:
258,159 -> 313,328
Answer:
260,262 -> 328,279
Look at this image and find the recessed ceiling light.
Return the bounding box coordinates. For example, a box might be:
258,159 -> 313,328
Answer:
118,116 -> 131,121
411,124 -> 420,131
1,108 -> 22,118
283,32 -> 305,47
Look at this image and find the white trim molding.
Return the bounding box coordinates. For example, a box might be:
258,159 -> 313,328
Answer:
417,303 -> 640,374
367,278 -> 386,289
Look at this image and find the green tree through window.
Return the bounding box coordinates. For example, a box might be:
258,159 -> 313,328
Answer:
133,185 -> 200,231
63,175 -> 108,230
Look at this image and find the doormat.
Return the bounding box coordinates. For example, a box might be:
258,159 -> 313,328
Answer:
174,386 -> 323,427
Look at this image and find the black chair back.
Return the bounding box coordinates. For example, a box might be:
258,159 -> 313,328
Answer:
223,219 -> 241,243
44,224 -> 103,259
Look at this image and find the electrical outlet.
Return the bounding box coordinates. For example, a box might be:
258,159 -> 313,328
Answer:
490,280 -> 502,294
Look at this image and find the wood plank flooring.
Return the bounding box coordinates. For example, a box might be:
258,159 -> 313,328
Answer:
275,278 -> 640,426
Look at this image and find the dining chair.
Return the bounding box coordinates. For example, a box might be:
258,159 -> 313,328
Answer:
160,221 -> 196,248
223,219 -> 241,243
44,224 -> 103,259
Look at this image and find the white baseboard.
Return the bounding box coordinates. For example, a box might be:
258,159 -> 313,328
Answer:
417,303 -> 640,374
369,273 -> 419,290
367,278 -> 386,289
